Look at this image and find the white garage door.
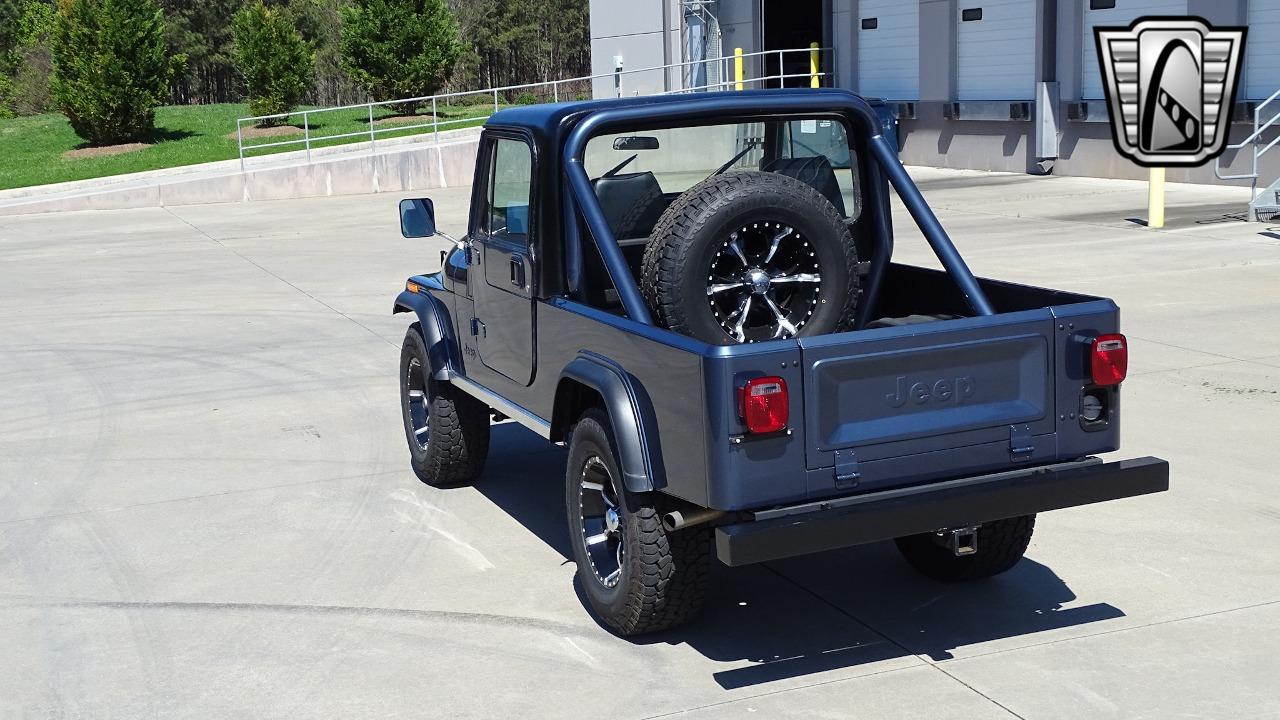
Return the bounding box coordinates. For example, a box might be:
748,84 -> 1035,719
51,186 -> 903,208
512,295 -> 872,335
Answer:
856,0 -> 919,99
956,0 -> 1037,100
1247,0 -> 1280,100
1081,0 -> 1187,100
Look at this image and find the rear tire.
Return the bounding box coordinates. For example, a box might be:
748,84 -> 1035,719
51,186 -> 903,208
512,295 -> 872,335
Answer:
566,408 -> 711,635
400,324 -> 490,486
894,515 -> 1036,582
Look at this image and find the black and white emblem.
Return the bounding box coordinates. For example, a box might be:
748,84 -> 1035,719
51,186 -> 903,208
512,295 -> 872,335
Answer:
1094,17 -> 1246,167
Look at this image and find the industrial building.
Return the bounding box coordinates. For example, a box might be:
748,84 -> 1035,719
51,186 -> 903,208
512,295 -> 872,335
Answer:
587,1 -> 1280,185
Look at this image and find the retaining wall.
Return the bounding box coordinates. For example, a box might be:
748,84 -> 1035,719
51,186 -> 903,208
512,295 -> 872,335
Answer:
0,130 -> 483,217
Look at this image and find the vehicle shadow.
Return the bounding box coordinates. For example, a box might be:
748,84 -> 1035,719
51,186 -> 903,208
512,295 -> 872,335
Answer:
475,423 -> 1125,690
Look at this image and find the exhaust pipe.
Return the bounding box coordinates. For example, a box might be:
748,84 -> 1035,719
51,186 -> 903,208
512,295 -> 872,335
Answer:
662,507 -> 725,532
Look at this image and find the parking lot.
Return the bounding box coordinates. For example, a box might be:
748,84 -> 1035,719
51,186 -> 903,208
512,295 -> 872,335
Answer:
2,168 -> 1278,719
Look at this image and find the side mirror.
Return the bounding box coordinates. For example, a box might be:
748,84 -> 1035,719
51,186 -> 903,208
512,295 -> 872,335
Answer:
400,198 -> 436,238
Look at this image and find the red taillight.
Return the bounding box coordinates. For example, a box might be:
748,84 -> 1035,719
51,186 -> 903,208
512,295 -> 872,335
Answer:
1091,333 -> 1128,386
739,376 -> 788,434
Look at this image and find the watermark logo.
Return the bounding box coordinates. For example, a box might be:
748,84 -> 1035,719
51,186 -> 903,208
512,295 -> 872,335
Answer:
1094,16 -> 1246,167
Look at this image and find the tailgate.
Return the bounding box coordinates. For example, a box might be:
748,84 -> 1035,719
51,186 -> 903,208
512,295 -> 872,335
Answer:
799,311 -> 1056,471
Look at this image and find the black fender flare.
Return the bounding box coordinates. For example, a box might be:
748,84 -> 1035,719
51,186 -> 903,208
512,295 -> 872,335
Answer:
554,352 -> 665,494
393,289 -> 462,381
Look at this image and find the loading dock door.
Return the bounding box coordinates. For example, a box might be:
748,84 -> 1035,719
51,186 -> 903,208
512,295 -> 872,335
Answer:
1247,0 -> 1280,101
1081,0 -> 1187,100
856,0 -> 919,99
955,0 -> 1037,100
763,0 -> 823,88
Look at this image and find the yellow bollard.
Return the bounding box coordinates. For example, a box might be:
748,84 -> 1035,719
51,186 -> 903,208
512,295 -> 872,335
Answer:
734,48 -> 744,91
1148,167 -> 1166,228
810,42 -> 820,88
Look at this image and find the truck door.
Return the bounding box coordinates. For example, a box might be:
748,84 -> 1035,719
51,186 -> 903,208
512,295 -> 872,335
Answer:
469,133 -> 536,386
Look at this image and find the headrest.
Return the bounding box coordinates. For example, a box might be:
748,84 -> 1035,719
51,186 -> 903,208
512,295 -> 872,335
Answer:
761,156 -> 846,216
591,171 -> 666,240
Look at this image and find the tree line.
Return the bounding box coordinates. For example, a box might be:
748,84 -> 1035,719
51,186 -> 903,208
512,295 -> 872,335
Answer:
0,0 -> 590,140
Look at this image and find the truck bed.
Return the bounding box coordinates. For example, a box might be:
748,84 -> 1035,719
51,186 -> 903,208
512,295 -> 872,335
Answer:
528,263 -> 1121,512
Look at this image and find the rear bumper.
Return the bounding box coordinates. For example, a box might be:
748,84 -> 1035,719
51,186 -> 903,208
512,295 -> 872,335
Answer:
714,456 -> 1169,566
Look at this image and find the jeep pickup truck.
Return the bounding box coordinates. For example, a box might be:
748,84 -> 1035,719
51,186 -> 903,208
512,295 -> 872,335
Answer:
393,89 -> 1169,635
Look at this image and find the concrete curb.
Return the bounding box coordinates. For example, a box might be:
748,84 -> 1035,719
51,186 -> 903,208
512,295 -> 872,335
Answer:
0,128 -> 483,217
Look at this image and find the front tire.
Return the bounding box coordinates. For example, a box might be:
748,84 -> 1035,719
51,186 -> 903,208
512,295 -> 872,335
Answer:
566,408 -> 711,635
400,324 -> 490,486
894,515 -> 1036,582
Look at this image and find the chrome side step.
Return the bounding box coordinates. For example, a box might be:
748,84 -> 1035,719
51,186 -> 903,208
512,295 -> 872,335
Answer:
450,375 -> 552,439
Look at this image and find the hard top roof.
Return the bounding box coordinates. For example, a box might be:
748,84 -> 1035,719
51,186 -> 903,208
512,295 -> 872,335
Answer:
484,88 -> 885,136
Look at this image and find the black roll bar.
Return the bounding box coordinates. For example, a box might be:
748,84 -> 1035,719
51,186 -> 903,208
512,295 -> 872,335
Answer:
561,90 -> 995,325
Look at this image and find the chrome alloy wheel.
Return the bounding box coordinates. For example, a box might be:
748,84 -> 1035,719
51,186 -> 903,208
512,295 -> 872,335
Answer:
405,357 -> 430,450
578,455 -> 625,588
706,221 -> 822,342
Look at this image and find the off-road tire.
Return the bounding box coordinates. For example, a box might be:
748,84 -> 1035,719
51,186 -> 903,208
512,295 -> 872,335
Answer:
400,324 -> 490,486
567,408 -> 712,635
641,171 -> 858,344
894,515 -> 1036,582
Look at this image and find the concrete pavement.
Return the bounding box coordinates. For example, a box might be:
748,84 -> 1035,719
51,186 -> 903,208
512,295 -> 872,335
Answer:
1,168 -> 1277,718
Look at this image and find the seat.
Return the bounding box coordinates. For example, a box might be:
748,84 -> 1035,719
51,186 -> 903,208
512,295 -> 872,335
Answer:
591,171 -> 668,242
761,155 -> 847,216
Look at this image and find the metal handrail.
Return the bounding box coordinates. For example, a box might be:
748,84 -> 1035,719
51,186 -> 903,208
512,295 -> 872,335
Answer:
1228,87 -> 1280,149
234,46 -> 832,170
661,71 -> 829,95
1214,87 -> 1280,184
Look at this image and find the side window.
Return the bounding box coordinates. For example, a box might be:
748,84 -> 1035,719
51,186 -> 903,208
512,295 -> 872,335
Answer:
485,138 -> 533,245
780,119 -> 862,220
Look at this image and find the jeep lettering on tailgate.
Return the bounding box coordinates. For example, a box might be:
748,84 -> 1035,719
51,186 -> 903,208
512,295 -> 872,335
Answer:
886,375 -> 975,408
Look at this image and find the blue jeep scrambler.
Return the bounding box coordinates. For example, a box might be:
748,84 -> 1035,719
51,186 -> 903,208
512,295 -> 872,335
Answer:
393,89 -> 1169,635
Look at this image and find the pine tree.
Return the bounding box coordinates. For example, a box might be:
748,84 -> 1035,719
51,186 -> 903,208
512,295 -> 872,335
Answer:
50,0 -> 182,144
233,0 -> 315,123
339,0 -> 462,114
160,0 -> 244,104
278,0 -> 359,106
447,0 -> 589,98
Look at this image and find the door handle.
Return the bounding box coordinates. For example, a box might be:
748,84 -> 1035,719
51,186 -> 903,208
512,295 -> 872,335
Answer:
509,255 -> 526,288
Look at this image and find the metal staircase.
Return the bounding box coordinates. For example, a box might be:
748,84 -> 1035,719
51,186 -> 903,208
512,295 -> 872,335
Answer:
1215,89 -> 1280,221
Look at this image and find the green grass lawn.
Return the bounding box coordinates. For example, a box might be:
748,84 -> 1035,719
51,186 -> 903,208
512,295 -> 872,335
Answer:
0,102 -> 499,191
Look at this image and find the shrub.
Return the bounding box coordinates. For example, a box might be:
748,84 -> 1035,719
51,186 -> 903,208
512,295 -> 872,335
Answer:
9,43 -> 54,115
0,0 -> 56,117
339,0 -> 461,115
232,1 -> 315,125
449,92 -> 493,107
0,77 -> 12,119
513,91 -> 538,106
7,0 -> 55,115
50,0 -> 181,145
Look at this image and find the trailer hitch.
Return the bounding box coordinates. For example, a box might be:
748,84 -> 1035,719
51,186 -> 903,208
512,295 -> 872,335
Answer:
937,526 -> 980,557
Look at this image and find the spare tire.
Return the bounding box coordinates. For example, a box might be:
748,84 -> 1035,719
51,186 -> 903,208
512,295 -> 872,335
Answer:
640,171 -> 858,345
